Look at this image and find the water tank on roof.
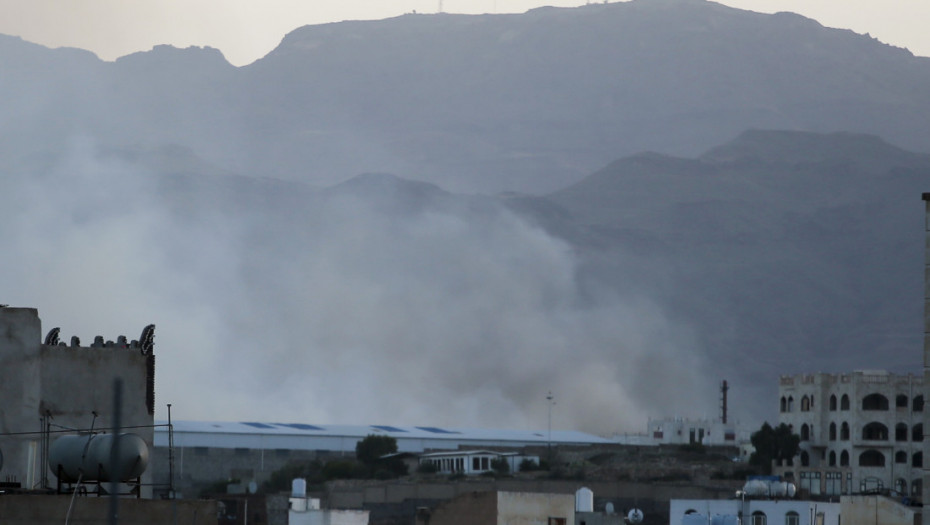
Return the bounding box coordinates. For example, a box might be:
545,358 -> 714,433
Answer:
292,478 -> 307,498
742,479 -> 770,497
575,486 -> 594,512
48,434 -> 149,482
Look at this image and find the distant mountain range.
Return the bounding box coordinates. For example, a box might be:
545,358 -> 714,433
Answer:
2,0 -> 929,431
2,0 -> 929,193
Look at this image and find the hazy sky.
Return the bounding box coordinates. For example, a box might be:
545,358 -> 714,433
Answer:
0,0 -> 927,66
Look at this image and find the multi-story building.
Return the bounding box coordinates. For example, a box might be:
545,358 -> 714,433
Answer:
776,370 -> 924,501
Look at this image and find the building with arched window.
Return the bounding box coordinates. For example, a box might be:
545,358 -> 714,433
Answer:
776,370 -> 924,501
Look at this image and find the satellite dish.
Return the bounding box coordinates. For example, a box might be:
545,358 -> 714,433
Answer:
248,481 -> 258,494
627,509 -> 644,524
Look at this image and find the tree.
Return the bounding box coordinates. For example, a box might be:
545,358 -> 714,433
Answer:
356,434 -> 398,466
491,457 -> 510,474
750,422 -> 800,474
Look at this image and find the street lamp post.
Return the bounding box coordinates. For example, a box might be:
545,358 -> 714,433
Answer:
547,391 -> 555,464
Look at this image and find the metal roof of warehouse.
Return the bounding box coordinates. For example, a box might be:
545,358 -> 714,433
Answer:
155,420 -> 612,446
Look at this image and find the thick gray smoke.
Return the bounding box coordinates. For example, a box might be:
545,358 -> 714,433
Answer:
0,138 -> 715,435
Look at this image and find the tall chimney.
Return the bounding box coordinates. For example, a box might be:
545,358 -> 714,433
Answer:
720,380 -> 729,424
921,193 -> 930,522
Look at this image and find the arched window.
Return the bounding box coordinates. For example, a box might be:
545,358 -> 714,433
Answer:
914,396 -> 924,412
913,424 -> 924,442
801,424 -> 810,441
801,451 -> 810,466
862,393 -> 889,411
897,394 -> 909,409
829,422 -> 837,441
913,452 -> 923,468
896,478 -> 907,496
896,451 -> 908,463
785,511 -> 800,525
862,422 -> 888,441
841,394 -> 850,410
788,396 -> 794,412
780,396 -> 787,412
840,450 -> 850,466
859,449 -> 886,467
829,395 -> 837,411
801,396 -> 811,412
840,422 -> 850,440
751,510 -> 767,525
829,451 -> 836,466
913,479 -> 923,498
896,423 -> 909,441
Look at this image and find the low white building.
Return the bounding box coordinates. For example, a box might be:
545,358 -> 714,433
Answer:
418,450 -> 539,475
670,498 -> 841,525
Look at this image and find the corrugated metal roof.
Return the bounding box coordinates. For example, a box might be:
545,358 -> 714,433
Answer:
154,420 -> 611,446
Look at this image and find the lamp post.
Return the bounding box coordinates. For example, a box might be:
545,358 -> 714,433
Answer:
547,391 -> 555,464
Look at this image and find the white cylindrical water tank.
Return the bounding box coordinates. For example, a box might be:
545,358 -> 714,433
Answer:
291,477 -> 307,498
575,486 -> 594,512
49,433 -> 149,482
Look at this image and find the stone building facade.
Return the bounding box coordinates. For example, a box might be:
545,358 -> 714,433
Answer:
775,370 -> 924,500
0,307 -> 156,496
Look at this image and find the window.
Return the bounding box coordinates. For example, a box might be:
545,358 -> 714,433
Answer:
801,451 -> 810,466
896,423 -> 909,441
841,394 -> 850,410
801,396 -> 811,412
801,424 -> 810,441
913,452 -> 923,468
896,451 -> 908,463
788,396 -> 794,412
913,424 -> 924,442
860,477 -> 884,493
862,393 -> 889,411
859,450 -> 885,467
840,422 -> 850,441
481,457 -> 489,470
862,422 -> 888,441
800,471 -> 821,495
473,458 -> 480,470
829,422 -> 837,441
829,395 -> 837,411
751,511 -> 767,525
914,396 -> 924,412
912,479 -> 922,498
825,472 -> 842,496
897,394 -> 909,408
840,450 -> 849,466
829,451 -> 836,466
785,511 -> 800,525
781,396 -> 787,413
896,478 -> 907,495
548,518 -> 567,525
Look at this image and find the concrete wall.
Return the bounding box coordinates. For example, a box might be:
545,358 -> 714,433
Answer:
289,508 -> 370,525
840,495 -> 919,525
0,495 -> 216,525
416,490 -> 498,525
0,308 -> 155,496
497,491 -> 575,525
